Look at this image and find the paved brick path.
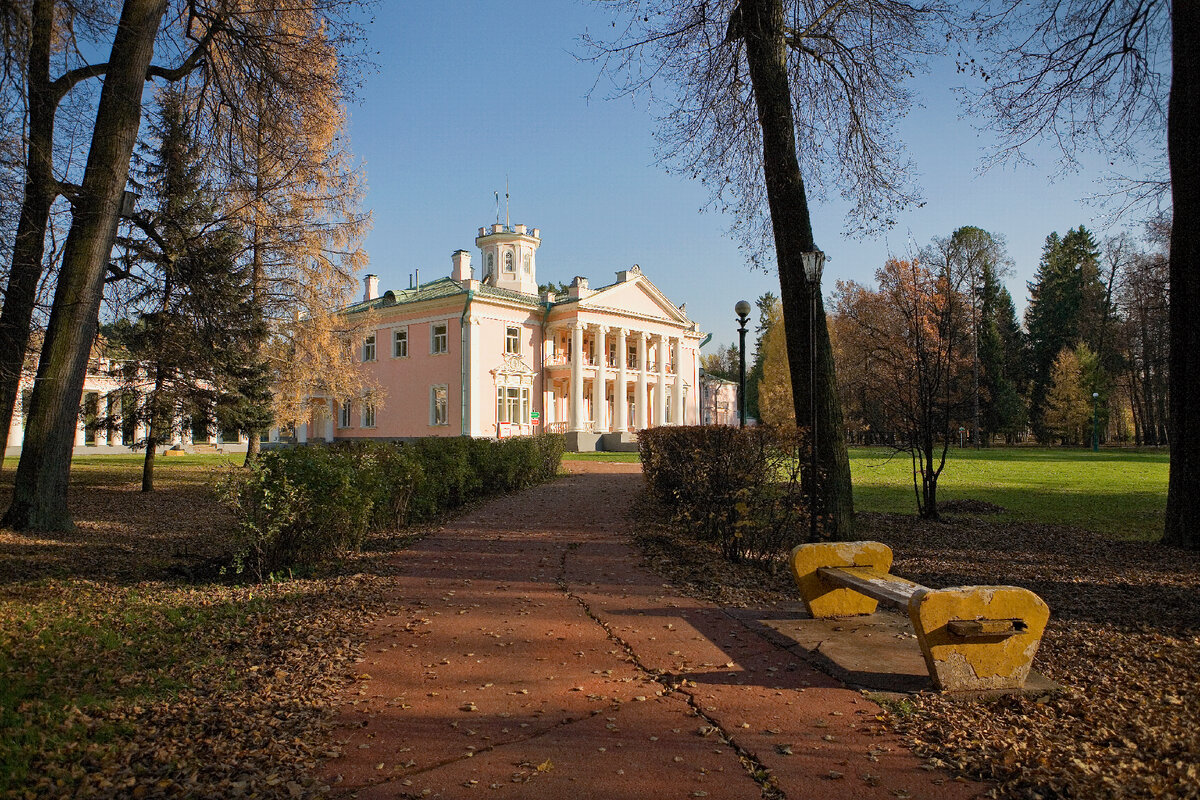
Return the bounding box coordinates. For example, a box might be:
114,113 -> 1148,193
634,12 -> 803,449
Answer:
324,463 -> 982,799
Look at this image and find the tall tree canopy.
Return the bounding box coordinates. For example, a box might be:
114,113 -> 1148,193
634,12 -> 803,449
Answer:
0,0 -> 371,530
588,0 -> 953,537
111,87 -> 270,491
963,0 -> 1197,547
1024,227 -> 1108,440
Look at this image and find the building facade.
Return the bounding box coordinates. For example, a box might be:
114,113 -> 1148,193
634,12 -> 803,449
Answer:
293,221 -> 705,451
5,353 -> 248,456
699,371 -> 739,426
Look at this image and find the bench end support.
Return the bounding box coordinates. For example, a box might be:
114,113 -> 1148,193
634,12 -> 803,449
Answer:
789,541 -> 893,618
909,586 -> 1050,692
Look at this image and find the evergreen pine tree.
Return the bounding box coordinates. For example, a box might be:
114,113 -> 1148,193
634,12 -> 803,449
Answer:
1025,227 -> 1105,440
110,88 -> 270,490
978,267 -> 1028,441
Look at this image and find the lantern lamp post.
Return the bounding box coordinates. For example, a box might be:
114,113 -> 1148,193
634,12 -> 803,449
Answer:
735,300 -> 752,427
1092,391 -> 1100,452
801,251 -> 825,541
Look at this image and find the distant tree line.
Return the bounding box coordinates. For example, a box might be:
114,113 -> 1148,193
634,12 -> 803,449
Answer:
710,221 -> 1171,457
819,224 -> 1167,453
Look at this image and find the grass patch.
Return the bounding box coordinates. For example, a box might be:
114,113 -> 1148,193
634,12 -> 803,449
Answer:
0,585 -> 271,790
0,457 -> 392,797
849,446 -> 1168,541
561,451 -> 641,462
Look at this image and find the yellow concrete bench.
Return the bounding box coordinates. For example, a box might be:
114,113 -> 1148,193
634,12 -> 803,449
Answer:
788,541 -> 1050,692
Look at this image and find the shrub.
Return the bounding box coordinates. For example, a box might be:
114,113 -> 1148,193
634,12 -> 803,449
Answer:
217,434 -> 566,579
639,426 -> 821,568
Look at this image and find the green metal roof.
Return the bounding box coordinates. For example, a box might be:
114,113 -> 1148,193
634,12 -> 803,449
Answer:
344,276 -> 549,314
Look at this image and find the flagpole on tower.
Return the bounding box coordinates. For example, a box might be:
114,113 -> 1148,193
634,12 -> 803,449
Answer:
505,175 -> 510,230
494,191 -> 500,225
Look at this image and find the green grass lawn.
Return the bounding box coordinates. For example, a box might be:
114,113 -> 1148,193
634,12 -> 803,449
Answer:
561,451 -> 642,462
3,447 -> 1168,540
849,446 -> 1169,541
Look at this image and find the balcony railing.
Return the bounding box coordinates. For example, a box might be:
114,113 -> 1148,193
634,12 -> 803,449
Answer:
545,353 -> 671,372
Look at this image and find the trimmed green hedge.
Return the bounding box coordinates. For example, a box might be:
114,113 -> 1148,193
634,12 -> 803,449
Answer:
217,434 -> 565,578
639,426 -> 821,567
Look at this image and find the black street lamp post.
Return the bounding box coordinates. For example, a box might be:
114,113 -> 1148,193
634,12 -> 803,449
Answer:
735,300 -> 751,427
802,251 -> 825,541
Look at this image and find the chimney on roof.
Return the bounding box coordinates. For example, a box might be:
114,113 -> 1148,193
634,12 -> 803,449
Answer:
363,274 -> 379,302
567,276 -> 591,300
451,249 -> 472,281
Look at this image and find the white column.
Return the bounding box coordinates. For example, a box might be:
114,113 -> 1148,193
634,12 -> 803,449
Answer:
614,328 -> 628,432
297,421 -> 308,444
10,388 -> 24,449
74,401 -> 87,447
672,337 -> 684,425
653,335 -> 667,427
592,325 -> 607,433
635,333 -> 648,430
326,399 -> 336,441
569,322 -> 584,432
105,394 -> 116,445
128,393 -> 145,445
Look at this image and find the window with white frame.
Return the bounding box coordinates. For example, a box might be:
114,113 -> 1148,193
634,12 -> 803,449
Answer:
431,385 -> 448,426
505,326 -> 520,355
393,327 -> 408,358
339,399 -> 352,428
496,386 -> 530,424
361,399 -> 376,428
504,251 -> 514,272
431,321 -> 448,354
522,252 -> 531,274
362,333 -> 376,362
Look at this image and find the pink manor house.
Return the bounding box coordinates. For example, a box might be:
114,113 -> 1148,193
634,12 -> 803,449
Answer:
294,221 -> 708,452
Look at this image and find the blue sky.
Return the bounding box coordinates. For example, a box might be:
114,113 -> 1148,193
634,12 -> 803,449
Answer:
349,2 -> 1160,353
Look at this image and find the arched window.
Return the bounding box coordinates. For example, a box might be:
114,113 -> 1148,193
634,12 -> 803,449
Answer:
523,253 -> 531,274
504,251 -> 514,272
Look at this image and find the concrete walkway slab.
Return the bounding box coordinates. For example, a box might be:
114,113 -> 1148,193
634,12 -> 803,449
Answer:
323,464 -> 984,799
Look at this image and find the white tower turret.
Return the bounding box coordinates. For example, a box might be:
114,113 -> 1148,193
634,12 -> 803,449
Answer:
475,222 -> 541,296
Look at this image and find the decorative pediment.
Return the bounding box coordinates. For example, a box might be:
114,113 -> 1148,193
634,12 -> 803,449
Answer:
578,275 -> 692,325
492,353 -> 536,376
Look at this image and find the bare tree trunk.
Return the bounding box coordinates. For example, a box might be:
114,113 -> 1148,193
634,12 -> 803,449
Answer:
243,118 -> 266,467
740,0 -> 853,539
0,0 -> 58,463
2,0 -> 168,531
1165,2 -> 1199,549
141,417 -> 159,492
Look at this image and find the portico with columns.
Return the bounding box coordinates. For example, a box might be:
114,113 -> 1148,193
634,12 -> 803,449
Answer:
540,264 -> 703,449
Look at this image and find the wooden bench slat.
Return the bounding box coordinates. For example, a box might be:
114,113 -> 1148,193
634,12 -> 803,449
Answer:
816,566 -> 929,610
947,618 -> 1023,639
